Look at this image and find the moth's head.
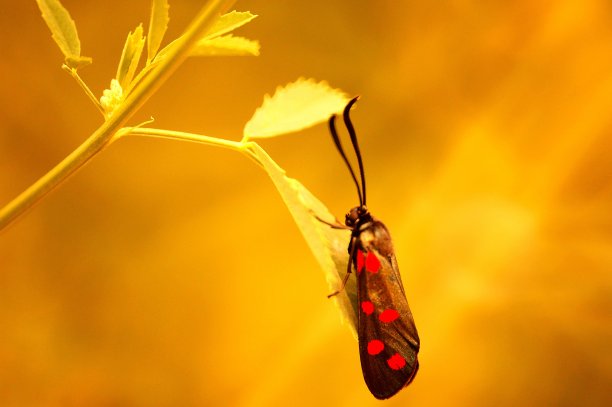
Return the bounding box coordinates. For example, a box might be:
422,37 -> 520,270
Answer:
345,205 -> 370,227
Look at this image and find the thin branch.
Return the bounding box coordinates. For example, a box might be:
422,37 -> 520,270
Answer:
62,64 -> 104,115
119,127 -> 264,168
121,127 -> 244,151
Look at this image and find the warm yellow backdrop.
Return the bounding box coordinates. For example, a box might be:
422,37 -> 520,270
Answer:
1,1 -> 611,406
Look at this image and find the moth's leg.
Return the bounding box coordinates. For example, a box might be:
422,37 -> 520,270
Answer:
314,214 -> 352,230
328,236 -> 358,298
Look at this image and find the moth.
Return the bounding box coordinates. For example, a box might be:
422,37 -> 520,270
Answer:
321,97 -> 420,399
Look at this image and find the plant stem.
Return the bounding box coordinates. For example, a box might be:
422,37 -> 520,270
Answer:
120,127 -> 264,168
62,64 -> 105,115
0,121 -> 118,229
122,127 -> 243,150
0,0 -> 235,231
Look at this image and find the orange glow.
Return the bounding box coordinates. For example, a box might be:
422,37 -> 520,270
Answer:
0,1 -> 610,405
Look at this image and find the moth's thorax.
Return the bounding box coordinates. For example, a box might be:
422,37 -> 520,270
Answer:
354,218 -> 395,258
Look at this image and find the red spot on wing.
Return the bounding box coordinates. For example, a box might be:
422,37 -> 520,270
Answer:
367,340 -> 384,355
379,309 -> 400,323
361,301 -> 374,315
365,251 -> 381,273
356,250 -> 365,273
387,353 -> 406,370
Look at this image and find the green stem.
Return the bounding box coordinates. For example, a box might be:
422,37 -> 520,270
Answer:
0,0 -> 235,231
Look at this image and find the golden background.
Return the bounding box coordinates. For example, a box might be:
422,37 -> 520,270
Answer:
1,0 -> 611,405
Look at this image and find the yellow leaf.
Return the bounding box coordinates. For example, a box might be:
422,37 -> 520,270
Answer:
244,78 -> 349,140
116,25 -> 145,91
204,11 -> 257,39
35,0 -> 91,68
147,0 -> 170,62
64,55 -> 92,69
248,143 -> 358,336
153,11 -> 257,63
191,35 -> 260,56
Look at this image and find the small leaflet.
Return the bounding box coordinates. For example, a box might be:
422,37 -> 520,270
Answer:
204,11 -> 257,39
191,35 -> 260,57
35,0 -> 92,68
65,55 -> 93,69
147,0 -> 170,62
248,143 -> 358,336
116,25 -> 145,91
243,78 -> 350,140
152,11 -> 258,63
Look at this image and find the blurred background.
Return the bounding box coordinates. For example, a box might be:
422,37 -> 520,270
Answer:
1,0 -> 611,406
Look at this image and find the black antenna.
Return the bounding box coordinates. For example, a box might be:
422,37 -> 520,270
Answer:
329,112 -> 363,207
342,96 -> 366,206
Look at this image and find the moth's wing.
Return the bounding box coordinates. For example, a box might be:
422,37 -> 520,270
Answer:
355,223 -> 420,399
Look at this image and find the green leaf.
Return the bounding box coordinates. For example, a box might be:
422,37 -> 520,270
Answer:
191,35 -> 260,56
248,143 -> 358,336
35,0 -> 91,67
244,78 -> 350,140
204,11 -> 257,39
116,25 -> 145,91
147,0 -> 170,63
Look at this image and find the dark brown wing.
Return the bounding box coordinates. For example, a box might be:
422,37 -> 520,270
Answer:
354,220 -> 420,399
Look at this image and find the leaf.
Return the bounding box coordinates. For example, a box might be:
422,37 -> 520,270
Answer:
35,0 -> 91,68
64,55 -> 92,69
151,37 -> 177,63
152,11 -> 257,63
191,35 -> 260,57
147,0 -> 170,62
116,25 -> 145,91
243,78 -> 350,140
204,11 -> 257,39
248,143 -> 358,336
